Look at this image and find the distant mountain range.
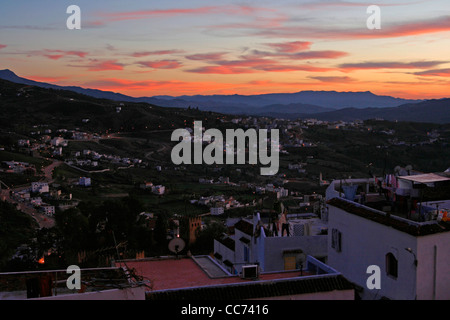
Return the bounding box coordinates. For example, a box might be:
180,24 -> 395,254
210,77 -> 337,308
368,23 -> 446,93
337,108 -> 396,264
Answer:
1,69 -> 449,123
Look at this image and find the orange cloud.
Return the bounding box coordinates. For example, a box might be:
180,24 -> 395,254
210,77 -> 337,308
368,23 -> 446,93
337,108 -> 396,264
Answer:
414,68 -> 450,77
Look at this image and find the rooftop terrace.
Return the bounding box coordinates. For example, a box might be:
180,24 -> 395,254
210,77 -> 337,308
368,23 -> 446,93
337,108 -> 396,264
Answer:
115,255 -> 355,300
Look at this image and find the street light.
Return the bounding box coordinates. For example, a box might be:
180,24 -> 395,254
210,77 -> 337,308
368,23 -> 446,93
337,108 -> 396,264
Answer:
405,248 -> 418,267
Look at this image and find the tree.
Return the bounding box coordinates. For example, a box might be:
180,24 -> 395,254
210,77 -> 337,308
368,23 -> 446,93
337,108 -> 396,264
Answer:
190,219 -> 227,255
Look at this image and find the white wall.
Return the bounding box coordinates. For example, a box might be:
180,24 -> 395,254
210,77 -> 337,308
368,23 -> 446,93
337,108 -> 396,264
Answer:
234,228 -> 252,273
327,205 -> 418,300
416,232 -> 450,300
264,236 -> 327,272
214,239 -> 236,274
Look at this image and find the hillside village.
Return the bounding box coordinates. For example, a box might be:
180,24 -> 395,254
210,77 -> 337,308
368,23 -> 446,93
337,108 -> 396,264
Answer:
0,81 -> 450,301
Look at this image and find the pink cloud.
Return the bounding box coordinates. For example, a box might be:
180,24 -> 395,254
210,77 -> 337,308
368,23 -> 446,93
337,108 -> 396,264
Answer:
88,60 -> 124,71
0,44 -> 7,50
131,50 -> 185,57
308,76 -> 356,83
257,64 -> 336,72
292,50 -> 348,59
26,49 -> 89,60
185,52 -> 228,61
93,5 -> 269,25
265,41 -> 312,53
251,16 -> 450,40
137,60 -> 183,69
301,1 -> 427,10
98,6 -> 220,22
184,52 -> 340,74
185,55 -> 336,74
68,59 -> 125,71
339,60 -> 446,72
44,54 -> 65,60
186,66 -> 257,74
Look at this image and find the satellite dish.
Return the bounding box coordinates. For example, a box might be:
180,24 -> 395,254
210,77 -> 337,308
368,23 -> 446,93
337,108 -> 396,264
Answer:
168,237 -> 185,257
298,252 -> 307,265
297,252 -> 307,275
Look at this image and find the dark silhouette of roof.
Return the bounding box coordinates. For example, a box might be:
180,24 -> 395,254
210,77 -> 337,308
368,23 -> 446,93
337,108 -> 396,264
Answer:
146,274 -> 354,300
215,236 -> 235,251
234,219 -> 254,236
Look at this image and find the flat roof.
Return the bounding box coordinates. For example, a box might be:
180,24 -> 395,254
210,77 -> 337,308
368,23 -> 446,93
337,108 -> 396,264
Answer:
115,257 -> 310,292
327,197 -> 450,236
398,173 -> 450,184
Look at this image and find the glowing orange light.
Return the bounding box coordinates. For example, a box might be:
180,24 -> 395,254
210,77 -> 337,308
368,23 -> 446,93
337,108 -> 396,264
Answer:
38,257 -> 45,264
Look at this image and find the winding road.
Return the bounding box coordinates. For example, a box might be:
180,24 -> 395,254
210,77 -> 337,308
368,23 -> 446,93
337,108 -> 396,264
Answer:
0,158 -> 63,229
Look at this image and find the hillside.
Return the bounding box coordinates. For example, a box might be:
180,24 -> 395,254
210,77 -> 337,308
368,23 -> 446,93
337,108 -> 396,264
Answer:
297,99 -> 450,124
0,78 -> 226,133
0,69 -> 425,118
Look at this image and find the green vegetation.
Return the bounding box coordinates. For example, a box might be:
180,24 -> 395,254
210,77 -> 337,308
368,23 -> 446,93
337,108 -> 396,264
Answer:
1,77 -> 450,271
0,201 -> 38,271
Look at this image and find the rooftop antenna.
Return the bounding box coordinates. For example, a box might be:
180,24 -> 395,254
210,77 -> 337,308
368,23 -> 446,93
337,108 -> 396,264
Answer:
168,237 -> 185,259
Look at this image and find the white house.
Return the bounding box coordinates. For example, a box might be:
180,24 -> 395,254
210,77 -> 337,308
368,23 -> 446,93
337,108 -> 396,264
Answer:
31,182 -> 49,194
79,177 -> 91,187
51,137 -> 67,147
30,197 -> 43,206
152,185 -> 165,195
214,213 -> 327,274
327,197 -> 450,300
210,207 -> 224,216
41,205 -> 55,216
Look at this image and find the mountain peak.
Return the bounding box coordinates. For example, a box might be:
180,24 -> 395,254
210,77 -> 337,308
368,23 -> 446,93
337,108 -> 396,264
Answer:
0,69 -> 18,77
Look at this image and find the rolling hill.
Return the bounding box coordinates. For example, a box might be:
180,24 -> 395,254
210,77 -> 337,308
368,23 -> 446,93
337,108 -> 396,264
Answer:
1,69 -> 449,123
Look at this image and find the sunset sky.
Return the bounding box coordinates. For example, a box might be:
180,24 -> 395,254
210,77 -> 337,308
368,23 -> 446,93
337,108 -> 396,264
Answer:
1,0 -> 449,99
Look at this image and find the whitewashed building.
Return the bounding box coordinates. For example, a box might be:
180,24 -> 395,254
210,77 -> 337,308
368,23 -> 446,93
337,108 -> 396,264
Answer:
79,177 -> 91,187
210,207 -> 224,216
31,182 -> 49,194
327,197 -> 450,300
